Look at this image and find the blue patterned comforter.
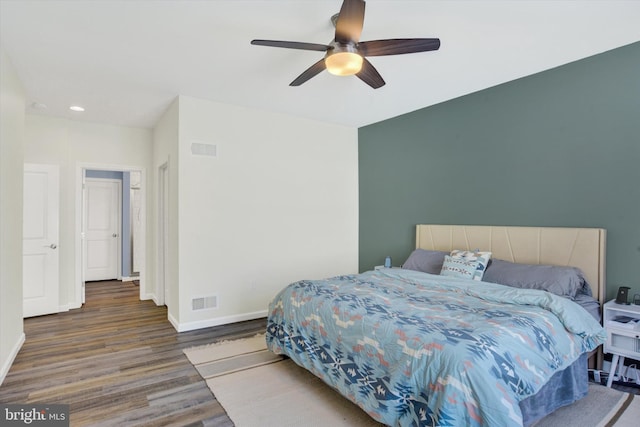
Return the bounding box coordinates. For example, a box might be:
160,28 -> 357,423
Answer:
266,269 -> 605,426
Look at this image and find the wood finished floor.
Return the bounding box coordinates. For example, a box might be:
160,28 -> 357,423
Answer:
0,280 -> 267,426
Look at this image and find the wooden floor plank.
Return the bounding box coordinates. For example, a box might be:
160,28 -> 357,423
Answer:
0,280 -> 266,426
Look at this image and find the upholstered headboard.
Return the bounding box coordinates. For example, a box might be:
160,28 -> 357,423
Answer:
415,225 -> 606,304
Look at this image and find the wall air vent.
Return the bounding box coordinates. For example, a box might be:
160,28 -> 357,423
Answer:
192,295 -> 218,311
191,141 -> 217,157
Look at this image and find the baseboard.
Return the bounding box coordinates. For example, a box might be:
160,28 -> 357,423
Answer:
169,310 -> 268,333
0,332 -> 25,386
141,293 -> 157,303
168,312 -> 180,332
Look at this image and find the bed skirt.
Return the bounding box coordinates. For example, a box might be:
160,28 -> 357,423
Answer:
520,353 -> 588,426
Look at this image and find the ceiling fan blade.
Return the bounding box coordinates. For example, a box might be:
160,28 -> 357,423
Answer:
251,39 -> 330,52
335,0 -> 366,44
359,38 -> 441,56
290,58 -> 327,86
356,58 -> 385,89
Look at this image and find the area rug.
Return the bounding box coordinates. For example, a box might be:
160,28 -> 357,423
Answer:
184,335 -> 639,427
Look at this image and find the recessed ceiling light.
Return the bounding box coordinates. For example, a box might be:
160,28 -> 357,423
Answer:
69,105 -> 85,112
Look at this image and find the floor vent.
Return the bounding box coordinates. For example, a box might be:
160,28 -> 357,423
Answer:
192,295 -> 218,311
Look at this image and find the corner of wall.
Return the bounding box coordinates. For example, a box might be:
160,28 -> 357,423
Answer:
0,333 -> 25,386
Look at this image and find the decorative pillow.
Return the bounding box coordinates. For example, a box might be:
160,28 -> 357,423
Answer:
401,249 -> 448,274
482,259 -> 591,299
440,250 -> 492,281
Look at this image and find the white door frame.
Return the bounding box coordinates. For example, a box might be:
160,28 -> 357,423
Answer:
157,161 -> 169,306
75,163 -> 147,306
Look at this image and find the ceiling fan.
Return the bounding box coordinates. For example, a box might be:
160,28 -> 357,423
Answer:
251,0 -> 440,89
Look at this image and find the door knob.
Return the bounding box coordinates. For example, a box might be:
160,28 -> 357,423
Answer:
44,243 -> 57,249
112,233 -> 118,238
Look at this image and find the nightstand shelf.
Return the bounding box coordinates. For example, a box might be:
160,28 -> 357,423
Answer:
603,300 -> 640,387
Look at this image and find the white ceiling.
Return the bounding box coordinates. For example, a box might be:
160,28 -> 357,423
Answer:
1,0 -> 639,130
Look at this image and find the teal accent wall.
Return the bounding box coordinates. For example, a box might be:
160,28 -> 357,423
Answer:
359,42 -> 640,302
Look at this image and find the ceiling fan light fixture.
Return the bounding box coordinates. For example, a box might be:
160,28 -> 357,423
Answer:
325,51 -> 363,76
251,0 -> 440,88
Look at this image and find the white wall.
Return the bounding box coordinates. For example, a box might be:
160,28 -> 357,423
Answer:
170,96 -> 359,331
0,47 -> 26,384
24,115 -> 154,309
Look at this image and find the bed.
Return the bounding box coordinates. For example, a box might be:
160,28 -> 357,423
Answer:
266,225 -> 607,426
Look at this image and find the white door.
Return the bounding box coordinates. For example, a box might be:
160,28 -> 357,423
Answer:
23,163 -> 60,317
84,178 -> 121,281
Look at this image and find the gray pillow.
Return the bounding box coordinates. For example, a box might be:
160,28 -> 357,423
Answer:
402,249 -> 447,274
482,258 -> 591,299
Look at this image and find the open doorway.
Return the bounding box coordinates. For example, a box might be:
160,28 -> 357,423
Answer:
129,171 -> 143,280
76,164 -> 147,305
